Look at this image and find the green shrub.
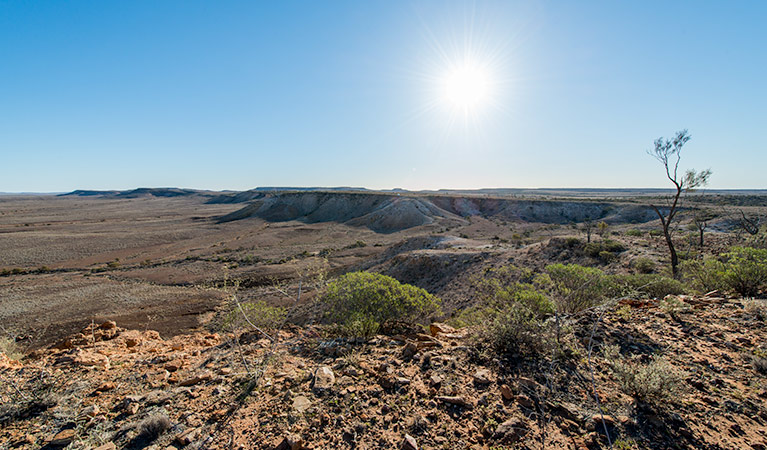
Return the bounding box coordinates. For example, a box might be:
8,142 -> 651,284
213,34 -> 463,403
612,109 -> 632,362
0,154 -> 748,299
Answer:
603,345 -> 683,407
322,272 -> 441,337
720,247 -> 767,297
598,250 -> 617,263
564,237 -> 582,247
583,239 -> 625,259
681,258 -> 728,293
462,265 -> 556,357
625,229 -> 644,237
546,264 -> 616,313
0,337 -> 23,361
483,294 -> 555,357
631,257 -> 656,274
613,274 -> 686,299
227,300 -> 287,330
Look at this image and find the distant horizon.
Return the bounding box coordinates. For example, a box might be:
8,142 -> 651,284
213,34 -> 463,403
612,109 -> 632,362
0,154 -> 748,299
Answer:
4,185 -> 767,196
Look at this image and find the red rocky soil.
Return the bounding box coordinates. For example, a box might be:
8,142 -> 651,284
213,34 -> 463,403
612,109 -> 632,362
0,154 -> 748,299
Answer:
1,295 -> 766,450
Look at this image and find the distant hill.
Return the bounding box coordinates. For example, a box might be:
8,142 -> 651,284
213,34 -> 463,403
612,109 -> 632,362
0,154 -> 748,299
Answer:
60,188 -> 215,199
217,190 -> 663,233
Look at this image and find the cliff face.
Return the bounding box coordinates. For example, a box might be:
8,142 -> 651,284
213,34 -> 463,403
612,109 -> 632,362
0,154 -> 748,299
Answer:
217,192 -> 659,233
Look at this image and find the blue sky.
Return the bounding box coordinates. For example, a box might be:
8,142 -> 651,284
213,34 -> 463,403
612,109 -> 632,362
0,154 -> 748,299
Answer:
1,1 -> 765,192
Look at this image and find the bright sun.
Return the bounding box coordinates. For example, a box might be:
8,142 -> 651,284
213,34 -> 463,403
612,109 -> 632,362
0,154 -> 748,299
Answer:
442,64 -> 491,110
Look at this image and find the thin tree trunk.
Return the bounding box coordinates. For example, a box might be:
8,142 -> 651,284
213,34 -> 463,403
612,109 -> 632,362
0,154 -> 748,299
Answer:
664,227 -> 679,279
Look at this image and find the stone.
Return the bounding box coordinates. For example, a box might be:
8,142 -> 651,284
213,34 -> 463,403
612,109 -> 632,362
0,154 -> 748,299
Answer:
175,428 -> 199,446
178,371 -> 212,386
515,394 -> 534,409
96,381 -> 116,392
402,434 -> 418,450
100,320 -> 117,330
274,433 -> 303,450
165,360 -> 183,372
49,429 -> 76,447
473,368 -> 492,385
125,337 -> 140,348
500,384 -> 513,400
430,373 -> 444,386
313,366 -> 335,391
54,349 -> 110,369
435,395 -> 474,409
143,390 -> 172,405
493,417 -> 527,443
292,395 -> 312,413
402,342 -> 418,359
429,322 -> 457,337
80,404 -> 100,418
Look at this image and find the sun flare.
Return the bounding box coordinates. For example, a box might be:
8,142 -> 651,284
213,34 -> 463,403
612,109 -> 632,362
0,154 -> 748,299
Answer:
442,63 -> 492,110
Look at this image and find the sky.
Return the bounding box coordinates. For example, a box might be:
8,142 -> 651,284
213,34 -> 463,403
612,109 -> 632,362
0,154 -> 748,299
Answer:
1,0 -> 765,192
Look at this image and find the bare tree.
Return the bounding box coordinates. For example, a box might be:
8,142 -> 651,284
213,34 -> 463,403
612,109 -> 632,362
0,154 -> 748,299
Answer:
583,218 -> 593,243
692,210 -> 714,247
739,210 -> 761,236
648,130 -> 711,278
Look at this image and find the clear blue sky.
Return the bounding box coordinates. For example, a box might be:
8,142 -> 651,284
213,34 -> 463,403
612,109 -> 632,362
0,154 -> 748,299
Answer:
1,1 -> 765,192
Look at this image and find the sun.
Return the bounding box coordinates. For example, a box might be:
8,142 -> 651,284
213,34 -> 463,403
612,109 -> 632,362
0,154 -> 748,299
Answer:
442,63 -> 492,110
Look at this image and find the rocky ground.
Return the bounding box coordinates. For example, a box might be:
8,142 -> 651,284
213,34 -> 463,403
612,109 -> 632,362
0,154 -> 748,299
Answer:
2,294 -> 766,450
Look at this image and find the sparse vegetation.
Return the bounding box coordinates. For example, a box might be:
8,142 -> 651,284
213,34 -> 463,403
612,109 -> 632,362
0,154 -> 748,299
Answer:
225,299 -> 287,331
614,273 -> 685,299
136,413 -> 172,441
719,246 -> 767,297
603,345 -> 683,407
546,263 -> 615,313
0,336 -> 24,361
631,257 -> 656,274
464,266 -> 556,357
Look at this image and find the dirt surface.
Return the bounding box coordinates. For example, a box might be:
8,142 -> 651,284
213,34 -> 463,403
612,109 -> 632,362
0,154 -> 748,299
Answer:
2,294 -> 766,450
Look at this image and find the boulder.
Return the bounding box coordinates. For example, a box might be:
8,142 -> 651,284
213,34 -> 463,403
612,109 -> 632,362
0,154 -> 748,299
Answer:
493,417 -> 527,443
402,434 -> 418,450
313,366 -> 335,391
49,429 -> 75,447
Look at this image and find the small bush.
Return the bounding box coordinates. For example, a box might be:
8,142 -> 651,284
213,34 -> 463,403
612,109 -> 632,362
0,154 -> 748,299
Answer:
322,272 -> 441,337
583,239 -> 625,258
613,274 -> 686,299
603,345 -> 683,407
546,264 -> 616,313
659,295 -> 692,316
631,257 -> 656,274
681,258 -> 727,293
461,265 -> 556,358
625,229 -> 644,237
227,300 -> 287,330
0,337 -> 23,361
745,299 -> 767,321
720,247 -> 767,297
564,237 -> 582,247
598,250 -> 617,263
137,413 -> 172,441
